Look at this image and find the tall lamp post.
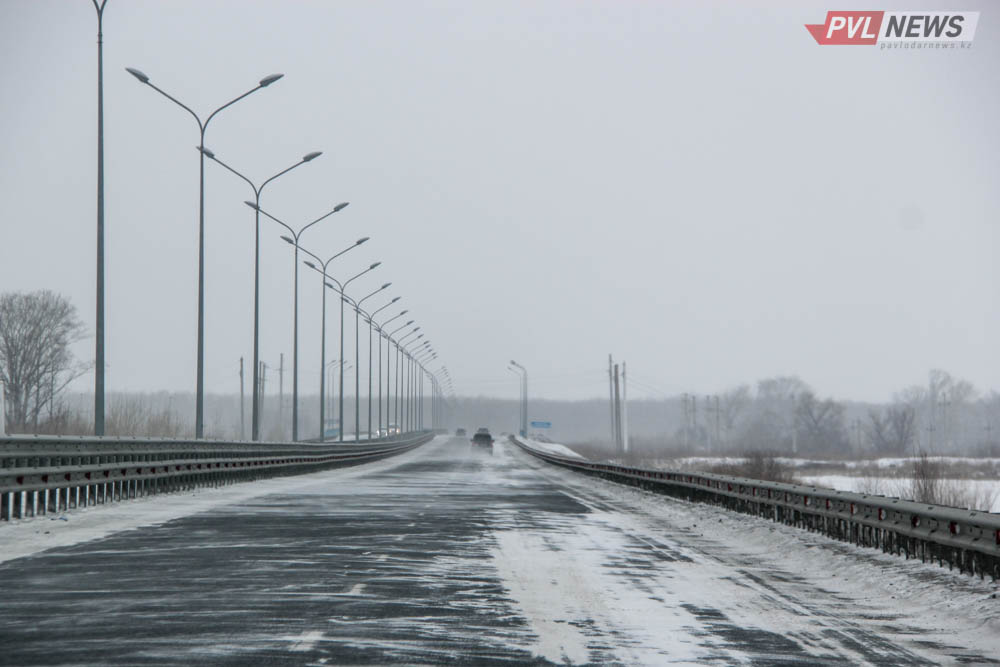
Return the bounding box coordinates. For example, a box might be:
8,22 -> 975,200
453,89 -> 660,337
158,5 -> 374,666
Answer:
92,0 -> 108,435
199,147 -> 321,440
366,298 -> 400,439
395,327 -> 421,431
248,201 -> 350,440
126,67 -> 283,438
387,320 -> 414,436
346,284 -> 391,441
336,263 -> 381,441
402,337 -> 427,431
510,361 -> 527,436
507,365 -> 522,435
301,239 -> 369,440
375,310 -> 407,436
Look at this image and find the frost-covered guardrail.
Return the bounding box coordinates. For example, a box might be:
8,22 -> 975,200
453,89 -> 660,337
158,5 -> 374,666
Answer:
0,431 -> 434,522
512,436 -> 1000,580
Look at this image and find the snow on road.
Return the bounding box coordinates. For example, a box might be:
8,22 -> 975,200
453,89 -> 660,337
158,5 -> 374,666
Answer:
501,441 -> 1000,664
0,436 -> 439,566
2,434 -> 998,665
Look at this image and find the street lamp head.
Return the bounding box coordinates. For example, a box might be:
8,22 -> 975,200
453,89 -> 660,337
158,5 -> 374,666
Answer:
400,310 -> 409,316
303,261 -> 316,269
281,235 -> 294,245
325,282 -> 336,289
356,237 -> 370,245
334,202 -> 350,212
197,146 -> 216,159
303,151 -> 322,162
369,262 -> 381,270
259,73 -> 284,87
405,320 -> 414,325
380,282 -> 391,290
390,297 -> 401,303
414,327 -> 421,333
244,201 -> 260,211
125,67 -> 149,83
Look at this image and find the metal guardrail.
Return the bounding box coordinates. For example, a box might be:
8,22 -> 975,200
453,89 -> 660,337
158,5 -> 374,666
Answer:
512,437 -> 1000,580
0,431 -> 435,522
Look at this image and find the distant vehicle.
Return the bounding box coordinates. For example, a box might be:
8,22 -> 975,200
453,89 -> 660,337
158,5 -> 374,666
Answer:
471,428 -> 494,454
455,428 -> 467,436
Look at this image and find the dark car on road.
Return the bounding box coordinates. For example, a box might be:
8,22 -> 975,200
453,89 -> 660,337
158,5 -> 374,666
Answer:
455,428 -> 467,437
471,428 -> 494,454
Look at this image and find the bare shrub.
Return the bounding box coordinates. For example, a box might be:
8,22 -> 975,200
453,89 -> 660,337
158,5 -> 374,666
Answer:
707,450 -> 800,484
908,453 -> 943,504
852,468 -> 885,496
898,452 -> 999,511
107,394 -> 185,437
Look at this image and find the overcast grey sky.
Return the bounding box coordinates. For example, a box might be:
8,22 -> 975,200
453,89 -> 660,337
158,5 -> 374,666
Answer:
1,0 -> 997,404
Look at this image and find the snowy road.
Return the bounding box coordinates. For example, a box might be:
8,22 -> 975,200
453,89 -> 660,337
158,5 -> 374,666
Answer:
1,435 -> 998,665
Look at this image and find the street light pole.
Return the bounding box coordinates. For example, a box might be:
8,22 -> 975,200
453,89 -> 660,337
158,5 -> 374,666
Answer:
200,148 -> 321,440
366,298 -> 400,438
387,320 -> 414,436
510,361 -> 527,436
126,67 -> 283,438
92,0 -> 108,436
375,309 -> 406,436
301,239 -> 370,440
337,263 -> 382,440
396,328 -> 421,430
401,336 -> 425,432
248,201 -> 350,440
507,365 -> 523,435
350,284 -> 391,441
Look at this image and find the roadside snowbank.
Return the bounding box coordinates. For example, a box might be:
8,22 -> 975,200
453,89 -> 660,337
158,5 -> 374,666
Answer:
517,437 -> 585,460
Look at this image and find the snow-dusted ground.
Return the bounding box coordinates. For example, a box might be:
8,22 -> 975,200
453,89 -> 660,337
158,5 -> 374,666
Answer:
661,455 -> 1000,471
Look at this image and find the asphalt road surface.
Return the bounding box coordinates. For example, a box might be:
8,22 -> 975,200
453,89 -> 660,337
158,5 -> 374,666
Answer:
1,435 -> 998,665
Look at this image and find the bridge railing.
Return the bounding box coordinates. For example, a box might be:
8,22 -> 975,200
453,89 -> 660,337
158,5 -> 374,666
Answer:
0,431 -> 434,521
511,436 -> 1000,580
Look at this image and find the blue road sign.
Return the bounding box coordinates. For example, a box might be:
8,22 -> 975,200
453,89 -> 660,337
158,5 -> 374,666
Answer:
530,421 -> 551,428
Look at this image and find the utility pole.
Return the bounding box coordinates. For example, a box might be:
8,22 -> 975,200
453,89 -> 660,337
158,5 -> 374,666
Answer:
682,394 -> 689,450
608,354 -> 616,448
692,394 -> 698,449
278,353 -> 284,440
260,362 -> 268,437
622,361 -> 629,453
239,357 -> 245,440
704,395 -> 712,452
715,395 -> 720,451
613,363 -> 622,453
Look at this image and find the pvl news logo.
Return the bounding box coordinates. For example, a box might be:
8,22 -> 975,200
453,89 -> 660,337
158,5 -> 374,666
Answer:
805,11 -> 979,48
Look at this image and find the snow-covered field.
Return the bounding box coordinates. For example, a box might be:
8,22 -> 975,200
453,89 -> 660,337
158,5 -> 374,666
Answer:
800,474 -> 1000,513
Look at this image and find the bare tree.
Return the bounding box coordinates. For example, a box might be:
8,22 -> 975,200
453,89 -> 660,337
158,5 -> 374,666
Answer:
719,384 -> 752,444
866,405 -> 916,455
0,291 -> 87,432
794,391 -> 848,455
